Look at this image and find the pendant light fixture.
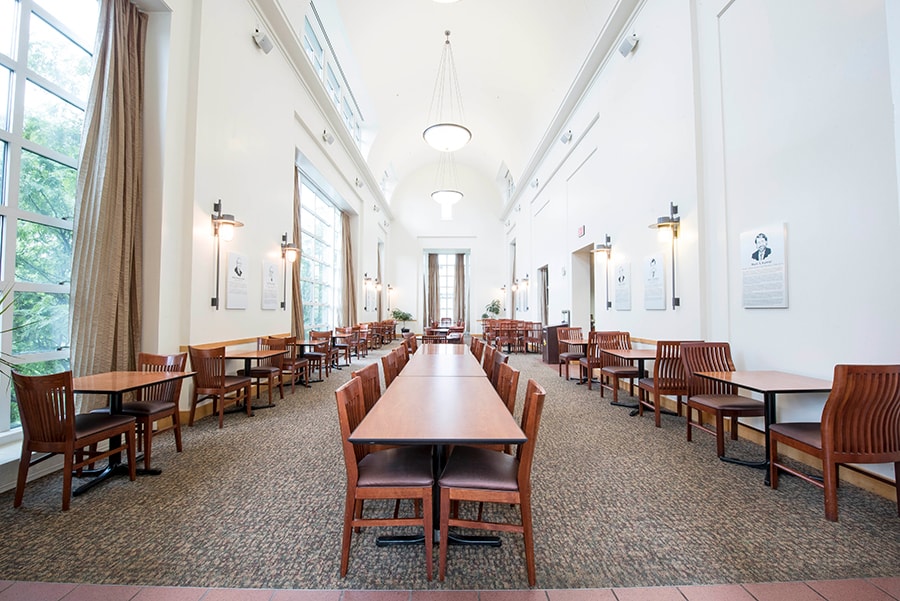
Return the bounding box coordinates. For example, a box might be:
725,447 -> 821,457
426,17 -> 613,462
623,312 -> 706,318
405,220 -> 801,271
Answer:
423,30 -> 471,152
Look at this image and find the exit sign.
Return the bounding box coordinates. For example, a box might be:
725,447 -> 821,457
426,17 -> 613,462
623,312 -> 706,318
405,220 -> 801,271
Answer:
577,225 -> 585,237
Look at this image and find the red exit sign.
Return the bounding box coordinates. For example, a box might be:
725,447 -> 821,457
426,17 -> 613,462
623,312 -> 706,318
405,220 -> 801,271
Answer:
577,225 -> 585,237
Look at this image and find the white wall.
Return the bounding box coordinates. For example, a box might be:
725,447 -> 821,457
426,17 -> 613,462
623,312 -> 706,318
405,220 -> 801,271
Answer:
513,0 -> 701,338
386,161 -> 506,333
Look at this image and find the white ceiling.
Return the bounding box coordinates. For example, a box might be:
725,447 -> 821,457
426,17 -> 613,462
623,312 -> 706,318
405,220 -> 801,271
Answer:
307,0 -> 621,205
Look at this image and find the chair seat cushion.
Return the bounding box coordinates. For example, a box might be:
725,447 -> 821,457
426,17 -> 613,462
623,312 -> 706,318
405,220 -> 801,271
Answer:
559,352 -> 584,361
601,365 -> 640,376
770,422 -> 822,450
689,394 -> 764,412
75,413 -> 134,438
224,375 -> 251,387
358,446 -> 434,487
121,401 -> 175,416
439,445 -> 519,492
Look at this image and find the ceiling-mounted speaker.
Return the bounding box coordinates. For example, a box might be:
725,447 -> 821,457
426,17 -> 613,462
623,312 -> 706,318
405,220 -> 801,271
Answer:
253,28 -> 273,54
618,33 -> 638,57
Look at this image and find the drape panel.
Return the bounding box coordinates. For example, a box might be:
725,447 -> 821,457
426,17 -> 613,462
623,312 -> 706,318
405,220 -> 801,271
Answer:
539,268 -> 548,325
426,253 -> 439,327
454,253 -> 466,326
291,168 -> 304,340
342,212 -> 356,326
70,0 -> 146,412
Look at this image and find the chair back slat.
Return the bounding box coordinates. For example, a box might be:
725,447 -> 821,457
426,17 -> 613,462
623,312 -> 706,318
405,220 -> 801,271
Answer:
652,341 -> 694,389
335,377 -> 369,478
351,362 -> 382,413
516,379 -> 547,485
495,362 -> 520,415
13,371 -> 74,446
189,346 -> 227,390
137,352 -> 187,404
824,364 -> 900,459
681,342 -> 736,396
482,344 -> 496,378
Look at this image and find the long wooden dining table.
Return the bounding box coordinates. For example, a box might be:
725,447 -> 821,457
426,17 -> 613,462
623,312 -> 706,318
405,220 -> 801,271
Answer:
349,343 -> 525,546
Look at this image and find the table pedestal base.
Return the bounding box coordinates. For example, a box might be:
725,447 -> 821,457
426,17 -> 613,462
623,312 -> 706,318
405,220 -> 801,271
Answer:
74,458 -> 161,496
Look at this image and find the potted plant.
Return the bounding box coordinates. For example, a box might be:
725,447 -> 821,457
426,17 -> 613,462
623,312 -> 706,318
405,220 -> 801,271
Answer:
481,299 -> 501,319
391,309 -> 414,333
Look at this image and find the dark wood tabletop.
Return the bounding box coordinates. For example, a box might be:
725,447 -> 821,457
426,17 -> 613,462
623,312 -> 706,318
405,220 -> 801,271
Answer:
695,370 -> 832,394
400,349 -> 485,377
349,376 -> 525,446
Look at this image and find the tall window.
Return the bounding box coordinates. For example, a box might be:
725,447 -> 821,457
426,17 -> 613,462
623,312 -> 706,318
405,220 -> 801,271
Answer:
0,0 -> 99,435
299,178 -> 343,333
436,254 -> 455,320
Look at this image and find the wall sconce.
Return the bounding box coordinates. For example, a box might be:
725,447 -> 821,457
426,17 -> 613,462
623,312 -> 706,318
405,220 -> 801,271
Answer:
560,130 -> 573,144
210,200 -> 243,309
280,232 -> 299,310
322,130 -> 335,145
648,203 -> 680,308
594,234 -> 613,310
387,284 -> 394,311
355,178 -> 364,189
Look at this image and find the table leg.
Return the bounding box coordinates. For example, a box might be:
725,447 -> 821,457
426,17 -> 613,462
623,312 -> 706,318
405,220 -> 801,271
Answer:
245,357 -> 277,410
718,392 -> 771,476
611,359 -> 642,412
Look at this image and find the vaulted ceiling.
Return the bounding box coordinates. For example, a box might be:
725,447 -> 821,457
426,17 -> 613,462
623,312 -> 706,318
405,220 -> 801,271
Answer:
306,0 -> 621,208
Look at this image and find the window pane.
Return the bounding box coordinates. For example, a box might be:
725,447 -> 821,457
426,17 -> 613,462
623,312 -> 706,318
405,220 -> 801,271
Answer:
19,149 -> 76,218
0,141 -> 6,206
34,0 -> 99,49
0,0 -> 17,59
12,291 -> 70,354
28,12 -> 93,101
15,219 -> 73,284
0,64 -> 10,130
23,80 -> 84,160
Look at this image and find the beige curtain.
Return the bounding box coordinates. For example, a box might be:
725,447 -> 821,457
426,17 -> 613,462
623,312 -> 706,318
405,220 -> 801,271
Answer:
454,253 -> 466,326
291,168 -> 305,340
341,212 -> 356,326
70,0 -> 147,412
426,253 -> 439,327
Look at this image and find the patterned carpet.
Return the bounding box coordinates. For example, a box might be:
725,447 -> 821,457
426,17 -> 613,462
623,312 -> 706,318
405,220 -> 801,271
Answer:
1,342 -> 898,590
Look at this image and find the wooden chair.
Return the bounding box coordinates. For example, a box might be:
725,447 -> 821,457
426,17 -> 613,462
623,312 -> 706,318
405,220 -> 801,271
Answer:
310,330 -> 341,371
333,328 -> 353,366
525,322 -> 543,353
280,336 -> 311,393
491,349 -> 509,390
482,344 -> 496,379
188,346 -> 253,429
422,334 -> 447,344
12,371 -> 137,510
351,362 -> 382,414
335,377 -> 434,579
680,342 -> 764,458
395,344 -> 409,370
438,379 -> 546,585
769,364 -> 900,522
637,341 -> 699,427
599,331 -> 641,403
556,327 -> 585,380
352,326 -> 368,358
129,352 -> 187,470
470,337 -> 485,363
238,337 -> 285,404
381,350 -> 401,388
303,338 -> 329,381
577,331 -> 616,389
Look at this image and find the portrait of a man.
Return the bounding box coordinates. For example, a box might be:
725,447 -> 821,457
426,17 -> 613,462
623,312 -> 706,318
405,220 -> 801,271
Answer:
751,233 -> 772,261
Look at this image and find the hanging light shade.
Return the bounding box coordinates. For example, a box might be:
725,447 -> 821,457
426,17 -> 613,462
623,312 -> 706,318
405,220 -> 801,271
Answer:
423,30 -> 471,152
431,152 -> 463,204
